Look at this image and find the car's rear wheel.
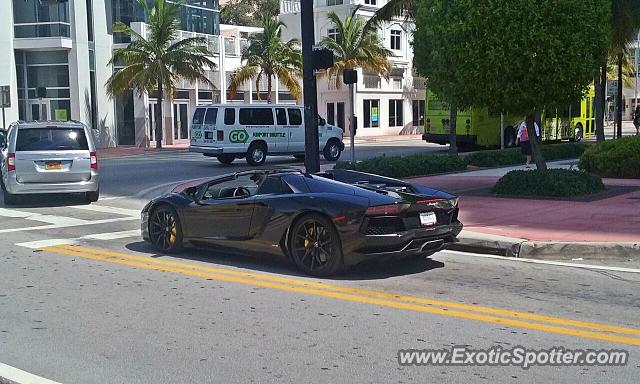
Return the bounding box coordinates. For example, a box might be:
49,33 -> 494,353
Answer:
3,188 -> 17,206
216,154 -> 235,164
289,214 -> 343,276
149,205 -> 183,253
246,142 -> 267,166
323,139 -> 342,161
85,189 -> 99,203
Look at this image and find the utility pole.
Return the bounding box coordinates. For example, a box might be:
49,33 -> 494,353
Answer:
636,30 -> 639,111
301,0 -> 320,173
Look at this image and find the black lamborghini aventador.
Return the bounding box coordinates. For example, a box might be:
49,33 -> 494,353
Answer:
141,169 -> 462,276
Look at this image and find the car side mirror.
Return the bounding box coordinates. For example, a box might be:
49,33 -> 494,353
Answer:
318,118 -> 326,126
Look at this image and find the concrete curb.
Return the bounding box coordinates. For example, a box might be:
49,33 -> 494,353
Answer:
448,230 -> 640,262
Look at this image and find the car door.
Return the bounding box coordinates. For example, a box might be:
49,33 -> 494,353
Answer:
273,107 -> 289,151
182,174 -> 260,240
286,107 -> 304,152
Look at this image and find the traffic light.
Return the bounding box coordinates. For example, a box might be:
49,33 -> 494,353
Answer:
312,48 -> 334,71
343,69 -> 357,85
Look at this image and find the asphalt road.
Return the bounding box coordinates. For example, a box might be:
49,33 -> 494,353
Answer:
1,141 -> 639,383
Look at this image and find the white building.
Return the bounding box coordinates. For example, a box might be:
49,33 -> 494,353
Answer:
279,0 -> 426,136
0,0 -> 278,148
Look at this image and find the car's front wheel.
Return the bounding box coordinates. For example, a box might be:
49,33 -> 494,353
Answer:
148,205 -> 183,253
323,139 -> 342,162
289,214 -> 343,276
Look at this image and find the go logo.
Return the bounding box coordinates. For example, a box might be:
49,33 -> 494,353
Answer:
229,130 -> 249,143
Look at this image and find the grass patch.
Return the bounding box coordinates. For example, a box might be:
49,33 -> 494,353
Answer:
492,169 -> 605,197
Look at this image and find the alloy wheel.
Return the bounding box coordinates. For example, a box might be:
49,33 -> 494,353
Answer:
149,207 -> 180,252
292,219 -> 336,272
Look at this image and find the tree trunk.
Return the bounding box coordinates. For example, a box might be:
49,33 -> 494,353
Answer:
155,80 -> 163,149
448,105 -> 458,155
527,113 -> 546,170
594,67 -> 606,142
617,52 -> 623,139
267,75 -> 272,104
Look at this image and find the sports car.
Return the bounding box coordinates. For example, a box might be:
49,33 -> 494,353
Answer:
141,169 -> 462,276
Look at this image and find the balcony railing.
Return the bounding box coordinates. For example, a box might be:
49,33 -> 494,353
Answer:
14,22 -> 71,39
280,0 -> 301,14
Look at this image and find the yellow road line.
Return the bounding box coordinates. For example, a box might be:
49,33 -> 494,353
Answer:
53,244 -> 640,338
41,245 -> 640,347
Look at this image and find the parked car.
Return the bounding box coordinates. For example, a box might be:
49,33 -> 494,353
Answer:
0,121 -> 100,205
141,169 -> 462,276
188,104 -> 345,166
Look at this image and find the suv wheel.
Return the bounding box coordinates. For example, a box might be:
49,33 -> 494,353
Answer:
246,142 -> 267,166
3,188 -> 17,206
216,154 -> 235,165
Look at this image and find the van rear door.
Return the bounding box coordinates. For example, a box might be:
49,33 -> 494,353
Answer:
14,127 -> 91,183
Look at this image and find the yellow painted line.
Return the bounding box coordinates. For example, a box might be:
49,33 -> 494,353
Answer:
53,244 -> 640,338
43,245 -> 640,347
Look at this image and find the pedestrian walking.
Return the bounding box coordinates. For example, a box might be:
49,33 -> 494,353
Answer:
516,116 -> 540,168
633,105 -> 640,136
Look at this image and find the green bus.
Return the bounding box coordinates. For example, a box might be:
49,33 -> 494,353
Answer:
421,87 -> 595,147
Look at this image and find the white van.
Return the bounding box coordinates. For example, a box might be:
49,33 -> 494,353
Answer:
189,104 -> 345,166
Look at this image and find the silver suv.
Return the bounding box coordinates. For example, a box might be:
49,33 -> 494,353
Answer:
1,121 -> 100,205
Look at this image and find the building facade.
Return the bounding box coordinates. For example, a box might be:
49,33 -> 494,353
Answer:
0,0 -> 281,148
279,0 -> 427,137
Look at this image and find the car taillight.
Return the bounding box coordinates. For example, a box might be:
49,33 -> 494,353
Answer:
365,204 -> 402,216
217,130 -> 224,141
90,151 -> 98,170
7,153 -> 15,172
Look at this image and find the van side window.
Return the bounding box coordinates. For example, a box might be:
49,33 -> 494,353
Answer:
204,108 -> 218,124
275,108 -> 287,125
192,108 -> 206,124
224,108 -> 235,125
287,108 -> 302,125
239,108 -> 274,126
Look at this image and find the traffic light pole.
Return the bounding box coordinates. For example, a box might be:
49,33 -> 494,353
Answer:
300,0 -> 320,173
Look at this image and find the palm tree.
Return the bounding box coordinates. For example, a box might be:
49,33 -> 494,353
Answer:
228,16 -> 302,103
595,0 -> 640,141
319,7 -> 393,89
106,0 -> 216,149
365,0 -> 416,29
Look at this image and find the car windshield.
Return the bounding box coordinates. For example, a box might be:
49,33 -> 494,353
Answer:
16,128 -> 88,151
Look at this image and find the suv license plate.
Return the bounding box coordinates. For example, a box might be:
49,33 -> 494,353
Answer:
419,212 -> 437,226
45,162 -> 62,170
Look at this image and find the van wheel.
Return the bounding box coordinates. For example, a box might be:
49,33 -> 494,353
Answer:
246,142 -> 267,166
216,154 -> 235,164
3,189 -> 17,206
323,139 -> 342,161
85,189 -> 99,203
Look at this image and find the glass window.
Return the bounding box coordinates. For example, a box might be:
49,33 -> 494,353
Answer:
202,174 -> 263,200
336,102 -> 345,130
413,100 -> 425,126
27,66 -> 70,88
256,176 -> 292,195
16,128 -> 88,151
364,0 -> 377,4
239,108 -> 274,126
327,103 -> 335,125
224,108 -> 235,125
287,108 -> 302,125
391,30 -> 401,50
26,51 -> 68,65
389,99 -> 404,127
364,99 -> 380,128
326,0 -> 344,6
193,109 -> 206,125
327,28 -> 342,44
275,108 -> 287,125
204,108 -> 218,124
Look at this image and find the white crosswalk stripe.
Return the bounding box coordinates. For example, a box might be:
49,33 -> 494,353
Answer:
16,230 -> 140,249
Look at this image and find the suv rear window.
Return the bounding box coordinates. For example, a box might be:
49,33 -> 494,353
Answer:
16,128 -> 89,151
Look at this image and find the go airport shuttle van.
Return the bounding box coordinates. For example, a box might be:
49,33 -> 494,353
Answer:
189,104 -> 345,166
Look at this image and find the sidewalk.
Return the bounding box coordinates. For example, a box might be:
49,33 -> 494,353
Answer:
409,160 -> 640,261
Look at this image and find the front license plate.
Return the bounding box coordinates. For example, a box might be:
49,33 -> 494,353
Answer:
45,161 -> 62,170
419,212 -> 437,226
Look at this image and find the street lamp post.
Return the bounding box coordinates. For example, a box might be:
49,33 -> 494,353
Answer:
301,0 -> 320,173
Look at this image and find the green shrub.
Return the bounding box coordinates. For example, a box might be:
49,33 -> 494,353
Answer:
578,136 -> 640,178
335,153 -> 467,178
492,169 -> 605,197
464,143 -> 588,168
